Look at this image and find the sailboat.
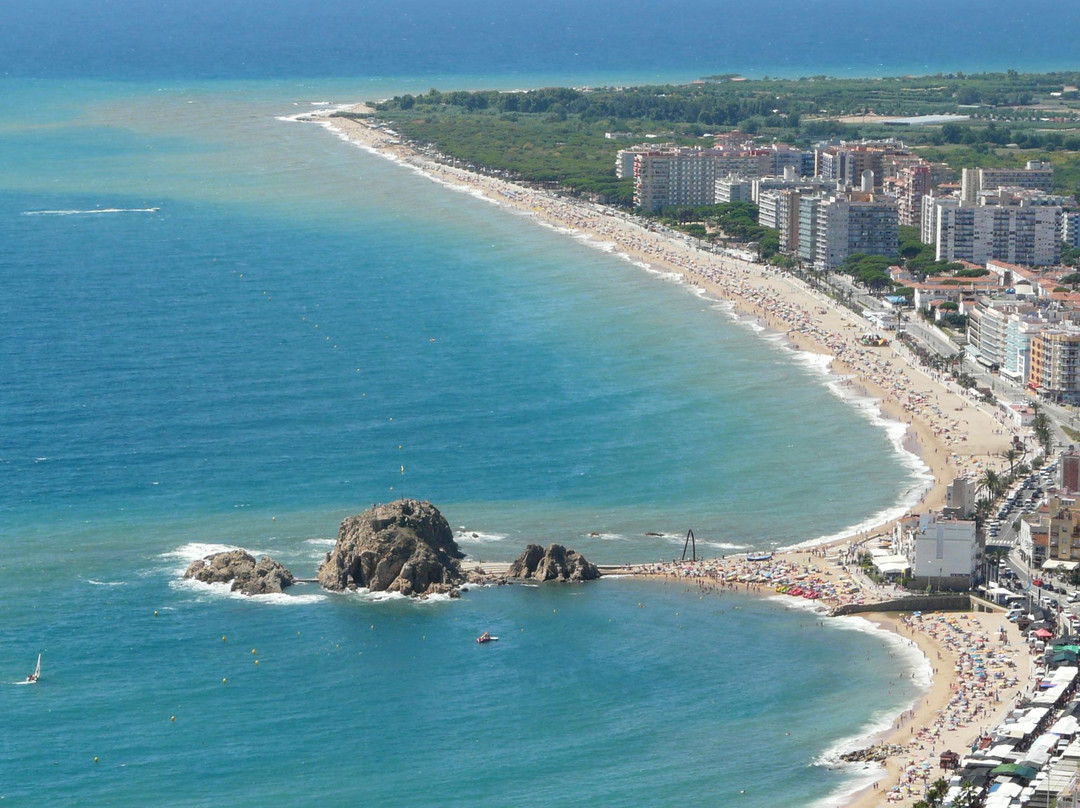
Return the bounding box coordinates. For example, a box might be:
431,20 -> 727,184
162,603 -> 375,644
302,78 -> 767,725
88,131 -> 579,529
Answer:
21,654 -> 41,684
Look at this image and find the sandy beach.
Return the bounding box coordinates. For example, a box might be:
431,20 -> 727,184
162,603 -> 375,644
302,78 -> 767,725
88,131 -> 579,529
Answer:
316,108 -> 1016,520
309,107 -> 1029,806
649,552 -> 1035,807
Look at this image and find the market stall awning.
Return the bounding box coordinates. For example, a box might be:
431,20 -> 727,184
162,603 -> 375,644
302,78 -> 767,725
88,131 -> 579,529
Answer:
990,763 -> 1039,781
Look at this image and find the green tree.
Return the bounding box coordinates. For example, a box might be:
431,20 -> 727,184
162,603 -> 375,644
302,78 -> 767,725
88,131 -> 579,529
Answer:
913,778 -> 950,808
1003,447 -> 1021,478
1033,413 -> 1053,455
979,469 -> 1004,501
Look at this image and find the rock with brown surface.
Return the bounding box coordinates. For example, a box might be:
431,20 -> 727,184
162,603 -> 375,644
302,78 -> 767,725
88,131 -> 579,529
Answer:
317,499 -> 465,598
507,543 -> 600,582
184,550 -> 295,596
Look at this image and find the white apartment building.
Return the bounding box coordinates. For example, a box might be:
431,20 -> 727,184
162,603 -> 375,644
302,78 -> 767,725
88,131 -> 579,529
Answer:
935,205 -> 1061,267
904,514 -> 977,590
1064,210 -> 1080,248
967,301 -> 1011,369
921,195 -> 960,245
810,194 -> 899,271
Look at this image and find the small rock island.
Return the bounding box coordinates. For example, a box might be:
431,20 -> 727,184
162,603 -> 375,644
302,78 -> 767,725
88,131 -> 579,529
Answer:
317,499 -> 466,598
507,543 -> 601,582
184,550 -> 295,596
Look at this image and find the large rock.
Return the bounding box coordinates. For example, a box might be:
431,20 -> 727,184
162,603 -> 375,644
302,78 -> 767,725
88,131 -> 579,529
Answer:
184,550 -> 295,596
507,543 -> 600,582
317,499 -> 465,598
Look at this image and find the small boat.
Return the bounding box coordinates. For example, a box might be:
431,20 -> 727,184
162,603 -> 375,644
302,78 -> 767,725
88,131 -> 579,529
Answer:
19,654 -> 41,685
476,633 -> 498,644
747,552 -> 773,562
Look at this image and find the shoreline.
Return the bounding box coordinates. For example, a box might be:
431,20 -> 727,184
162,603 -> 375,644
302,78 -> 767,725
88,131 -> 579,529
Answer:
303,107 -> 1026,807
311,107 -> 1016,539
643,561 -> 1032,808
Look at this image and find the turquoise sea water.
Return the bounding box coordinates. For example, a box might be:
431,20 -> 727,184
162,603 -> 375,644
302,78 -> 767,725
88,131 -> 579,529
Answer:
0,77 -> 926,808
5,1 -> 1075,802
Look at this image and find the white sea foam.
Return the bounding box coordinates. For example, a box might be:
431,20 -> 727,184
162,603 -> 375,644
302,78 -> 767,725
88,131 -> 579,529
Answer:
159,542 -> 268,577
454,529 -> 508,544
812,615 -> 931,768
769,345 -> 934,550
765,593 -> 830,615
656,532 -> 746,552
304,538 -> 337,548
337,588 -> 454,605
86,579 -> 127,587
161,542 -> 243,562
805,765 -> 886,808
170,576 -> 326,605
21,207 -> 159,216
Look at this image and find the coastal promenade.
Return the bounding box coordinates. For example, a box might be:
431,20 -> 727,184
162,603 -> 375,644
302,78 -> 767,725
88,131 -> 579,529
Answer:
307,108 -> 1028,807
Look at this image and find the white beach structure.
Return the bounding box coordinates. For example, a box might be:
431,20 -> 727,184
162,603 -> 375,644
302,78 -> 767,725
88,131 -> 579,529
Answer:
899,514 -> 977,590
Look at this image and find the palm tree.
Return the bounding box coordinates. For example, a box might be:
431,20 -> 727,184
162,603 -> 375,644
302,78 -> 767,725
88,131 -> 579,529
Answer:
979,469 -> 1004,502
1003,447 -> 1021,478
914,778 -> 950,808
974,497 -> 994,529
1033,413 -> 1053,455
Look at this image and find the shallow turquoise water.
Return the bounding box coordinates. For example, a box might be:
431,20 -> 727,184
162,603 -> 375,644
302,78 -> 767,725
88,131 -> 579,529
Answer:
0,77 -> 927,807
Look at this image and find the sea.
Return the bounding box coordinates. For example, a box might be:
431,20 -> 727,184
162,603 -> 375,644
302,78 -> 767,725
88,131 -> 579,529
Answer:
2,2 -> 1077,805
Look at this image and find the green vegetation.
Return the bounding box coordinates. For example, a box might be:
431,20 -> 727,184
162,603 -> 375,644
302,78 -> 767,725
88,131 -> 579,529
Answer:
367,71 -> 1080,205
647,202 -> 781,258
839,254 -> 895,290
897,226 -> 969,278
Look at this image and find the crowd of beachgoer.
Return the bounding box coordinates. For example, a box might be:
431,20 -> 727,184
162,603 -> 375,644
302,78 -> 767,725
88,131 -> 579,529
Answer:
877,614 -> 1026,804
638,550 -> 870,607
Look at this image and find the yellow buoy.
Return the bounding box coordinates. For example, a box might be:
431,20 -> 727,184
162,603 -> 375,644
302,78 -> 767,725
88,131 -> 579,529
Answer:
94,757 -> 99,763
153,610 -> 159,616
222,635 -> 227,642
222,678 -> 228,684
254,660 -> 259,666
170,716 -> 176,722
251,649 -> 257,655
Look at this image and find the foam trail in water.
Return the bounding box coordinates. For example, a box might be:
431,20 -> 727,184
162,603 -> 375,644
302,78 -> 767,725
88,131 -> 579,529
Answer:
170,577 -> 326,605
22,208 -> 160,216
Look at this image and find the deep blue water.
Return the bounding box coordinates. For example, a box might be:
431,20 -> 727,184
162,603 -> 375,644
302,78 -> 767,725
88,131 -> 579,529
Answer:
2,3 -> 1071,805
3,0 -> 1079,81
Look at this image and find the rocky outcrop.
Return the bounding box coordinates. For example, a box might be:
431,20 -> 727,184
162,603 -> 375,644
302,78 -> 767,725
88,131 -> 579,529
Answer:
317,499 -> 465,598
184,550 -> 295,596
506,543 -> 600,582
838,744 -> 907,763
